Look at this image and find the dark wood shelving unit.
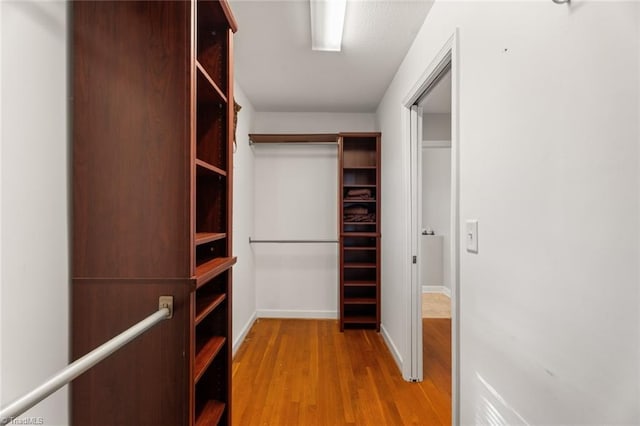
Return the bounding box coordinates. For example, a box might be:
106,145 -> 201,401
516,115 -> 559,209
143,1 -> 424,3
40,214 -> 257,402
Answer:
195,293 -> 227,324
344,298 -> 377,304
72,1 -> 237,424
196,159 -> 227,177
196,257 -> 237,287
343,247 -> 376,251
196,401 -> 226,426
343,316 -> 378,324
343,262 -> 377,268
339,133 -> 381,331
344,281 -> 377,287
194,336 -> 226,383
196,62 -> 228,103
195,232 -> 227,246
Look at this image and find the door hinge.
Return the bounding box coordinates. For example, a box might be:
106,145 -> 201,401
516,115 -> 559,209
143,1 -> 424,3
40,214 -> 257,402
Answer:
412,255 -> 417,264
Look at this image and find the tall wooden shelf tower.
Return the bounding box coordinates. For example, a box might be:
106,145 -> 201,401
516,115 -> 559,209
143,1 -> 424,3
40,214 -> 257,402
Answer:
339,133 -> 382,331
71,1 -> 237,424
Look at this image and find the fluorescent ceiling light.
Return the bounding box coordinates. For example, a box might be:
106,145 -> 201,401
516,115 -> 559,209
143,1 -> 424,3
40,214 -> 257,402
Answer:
310,0 -> 347,52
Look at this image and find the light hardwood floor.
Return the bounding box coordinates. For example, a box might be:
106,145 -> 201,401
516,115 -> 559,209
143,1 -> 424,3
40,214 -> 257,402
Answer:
422,293 -> 451,318
232,319 -> 451,425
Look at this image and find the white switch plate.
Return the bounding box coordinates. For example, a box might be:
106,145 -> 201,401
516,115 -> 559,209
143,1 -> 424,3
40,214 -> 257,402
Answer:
466,220 -> 478,253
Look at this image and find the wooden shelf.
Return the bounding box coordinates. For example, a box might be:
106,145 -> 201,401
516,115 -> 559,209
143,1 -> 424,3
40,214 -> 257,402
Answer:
196,61 -> 227,103
344,298 -> 376,304
343,262 -> 376,269
344,281 -> 377,287
196,159 -> 227,177
249,133 -> 338,144
343,316 -> 377,324
194,336 -> 226,384
341,232 -> 380,237
196,256 -> 237,288
344,199 -> 376,203
343,166 -> 377,170
195,293 -> 226,325
343,247 -> 376,251
195,232 -> 226,246
343,184 -> 376,188
344,222 -> 376,225
195,400 -> 226,426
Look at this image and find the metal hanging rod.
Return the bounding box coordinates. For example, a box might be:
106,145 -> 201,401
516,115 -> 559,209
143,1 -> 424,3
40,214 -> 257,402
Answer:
249,237 -> 339,244
0,297 -> 174,425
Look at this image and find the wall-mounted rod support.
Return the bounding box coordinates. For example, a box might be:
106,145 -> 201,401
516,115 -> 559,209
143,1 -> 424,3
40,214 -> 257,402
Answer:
0,298 -> 173,425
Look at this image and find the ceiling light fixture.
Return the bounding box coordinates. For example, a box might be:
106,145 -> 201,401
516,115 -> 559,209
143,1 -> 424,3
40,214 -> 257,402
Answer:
310,0 -> 347,52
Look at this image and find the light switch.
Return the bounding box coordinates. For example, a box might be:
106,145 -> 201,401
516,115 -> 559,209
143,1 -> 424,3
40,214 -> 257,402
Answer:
466,220 -> 478,253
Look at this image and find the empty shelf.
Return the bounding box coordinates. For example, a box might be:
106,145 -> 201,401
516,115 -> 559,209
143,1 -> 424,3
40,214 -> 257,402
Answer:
344,281 -> 377,287
344,298 -> 377,304
195,293 -> 226,325
343,316 -> 377,324
195,232 -> 226,246
196,257 -> 237,288
194,336 -> 226,384
195,400 -> 225,426
196,159 -> 227,177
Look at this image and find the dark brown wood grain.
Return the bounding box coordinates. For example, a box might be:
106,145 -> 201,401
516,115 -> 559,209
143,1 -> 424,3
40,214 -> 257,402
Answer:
339,133 -> 382,331
72,0 -> 237,424
73,0 -> 192,279
71,278 -> 193,425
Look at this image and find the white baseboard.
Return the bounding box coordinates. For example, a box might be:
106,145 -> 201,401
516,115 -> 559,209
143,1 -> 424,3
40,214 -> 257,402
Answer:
256,309 -> 338,319
422,285 -> 451,297
233,311 -> 257,358
380,324 -> 403,374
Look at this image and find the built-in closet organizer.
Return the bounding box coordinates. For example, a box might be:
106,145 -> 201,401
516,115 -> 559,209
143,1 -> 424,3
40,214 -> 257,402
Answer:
339,133 -> 381,331
71,1 -> 237,425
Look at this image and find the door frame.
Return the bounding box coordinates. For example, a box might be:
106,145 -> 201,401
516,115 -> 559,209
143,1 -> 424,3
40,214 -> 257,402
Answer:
401,29 -> 460,425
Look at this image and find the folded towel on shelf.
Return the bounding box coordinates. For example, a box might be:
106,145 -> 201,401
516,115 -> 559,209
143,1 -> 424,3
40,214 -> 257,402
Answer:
344,205 -> 368,215
344,213 -> 376,223
345,194 -> 373,200
345,189 -> 373,201
347,188 -> 371,197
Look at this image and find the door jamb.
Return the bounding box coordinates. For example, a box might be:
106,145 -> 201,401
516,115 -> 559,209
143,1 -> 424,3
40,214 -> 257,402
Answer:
401,29 -> 460,425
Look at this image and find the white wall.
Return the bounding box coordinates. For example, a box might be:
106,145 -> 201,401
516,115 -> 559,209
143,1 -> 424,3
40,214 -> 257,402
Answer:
253,143 -> 339,317
251,112 -> 377,318
378,2 -> 639,424
1,1 -> 69,424
253,111 -> 377,134
421,147 -> 451,291
422,113 -> 452,292
232,82 -> 257,355
422,113 -> 451,141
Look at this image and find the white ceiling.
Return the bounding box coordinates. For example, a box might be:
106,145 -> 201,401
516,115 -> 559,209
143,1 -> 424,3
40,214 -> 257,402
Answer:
229,0 -> 434,113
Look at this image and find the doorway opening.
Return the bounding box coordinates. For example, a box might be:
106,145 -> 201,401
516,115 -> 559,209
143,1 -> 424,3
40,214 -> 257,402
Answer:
403,31 -> 459,424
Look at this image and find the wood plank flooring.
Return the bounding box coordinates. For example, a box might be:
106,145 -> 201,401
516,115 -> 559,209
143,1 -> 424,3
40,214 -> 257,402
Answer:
232,319 -> 451,425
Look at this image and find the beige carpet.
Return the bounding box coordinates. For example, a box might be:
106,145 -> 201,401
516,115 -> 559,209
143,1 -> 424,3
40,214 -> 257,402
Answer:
422,293 -> 451,318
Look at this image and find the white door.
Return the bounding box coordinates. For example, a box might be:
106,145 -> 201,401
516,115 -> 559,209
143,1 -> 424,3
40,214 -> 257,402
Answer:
409,104 -> 423,380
